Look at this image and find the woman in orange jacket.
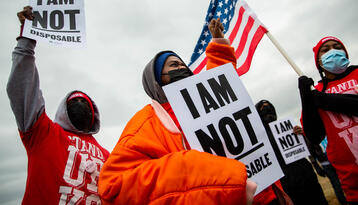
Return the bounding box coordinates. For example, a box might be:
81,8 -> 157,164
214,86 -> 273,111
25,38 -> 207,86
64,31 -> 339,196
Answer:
98,19 -> 259,205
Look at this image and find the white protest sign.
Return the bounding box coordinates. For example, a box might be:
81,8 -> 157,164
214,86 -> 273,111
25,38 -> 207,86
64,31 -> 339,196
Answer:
269,118 -> 310,164
23,0 -> 86,47
162,63 -> 283,194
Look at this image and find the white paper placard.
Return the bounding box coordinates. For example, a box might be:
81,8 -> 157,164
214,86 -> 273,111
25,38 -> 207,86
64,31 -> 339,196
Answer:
162,63 -> 283,194
269,118 -> 310,164
23,0 -> 86,47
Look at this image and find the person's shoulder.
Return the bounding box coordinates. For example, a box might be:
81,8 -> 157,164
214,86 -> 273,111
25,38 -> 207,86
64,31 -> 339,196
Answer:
121,104 -> 156,135
314,81 -> 324,91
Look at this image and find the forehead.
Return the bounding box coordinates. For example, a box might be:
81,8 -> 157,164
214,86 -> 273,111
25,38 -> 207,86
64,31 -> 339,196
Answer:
165,56 -> 183,63
320,40 -> 342,48
68,97 -> 88,103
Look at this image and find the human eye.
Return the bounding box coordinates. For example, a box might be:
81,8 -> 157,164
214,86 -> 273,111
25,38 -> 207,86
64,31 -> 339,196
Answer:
334,44 -> 343,50
320,47 -> 329,53
170,61 -> 179,67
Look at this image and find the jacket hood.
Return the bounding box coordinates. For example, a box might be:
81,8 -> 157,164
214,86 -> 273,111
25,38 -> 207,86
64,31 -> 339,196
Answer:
54,90 -> 100,134
255,100 -> 277,124
142,50 -> 180,104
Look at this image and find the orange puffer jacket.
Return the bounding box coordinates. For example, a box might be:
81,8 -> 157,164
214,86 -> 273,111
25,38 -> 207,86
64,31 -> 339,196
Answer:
98,40 -> 250,204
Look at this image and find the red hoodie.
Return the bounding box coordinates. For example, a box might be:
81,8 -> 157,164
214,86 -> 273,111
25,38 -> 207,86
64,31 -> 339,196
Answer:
314,68 -> 358,202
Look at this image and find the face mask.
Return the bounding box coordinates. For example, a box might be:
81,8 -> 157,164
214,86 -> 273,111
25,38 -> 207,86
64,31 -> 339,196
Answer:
67,101 -> 92,131
321,49 -> 350,74
166,68 -> 193,84
260,106 -> 277,123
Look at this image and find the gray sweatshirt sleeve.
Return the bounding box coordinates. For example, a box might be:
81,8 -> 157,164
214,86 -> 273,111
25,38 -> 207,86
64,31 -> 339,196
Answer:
7,38 -> 45,133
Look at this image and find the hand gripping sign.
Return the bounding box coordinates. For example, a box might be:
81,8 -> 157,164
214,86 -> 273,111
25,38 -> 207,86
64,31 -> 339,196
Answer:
163,63 -> 283,194
23,0 -> 86,47
269,118 -> 310,164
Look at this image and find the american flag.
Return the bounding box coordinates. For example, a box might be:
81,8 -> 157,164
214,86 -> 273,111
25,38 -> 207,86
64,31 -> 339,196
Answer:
189,0 -> 267,75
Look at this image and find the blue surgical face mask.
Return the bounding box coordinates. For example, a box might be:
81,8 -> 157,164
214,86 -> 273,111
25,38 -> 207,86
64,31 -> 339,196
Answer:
321,49 -> 350,74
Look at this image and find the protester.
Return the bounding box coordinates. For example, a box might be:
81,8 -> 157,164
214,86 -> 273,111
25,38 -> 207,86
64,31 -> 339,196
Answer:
98,18 -> 258,205
256,100 -> 327,205
294,126 -> 347,205
7,6 -> 109,204
298,36 -> 358,204
295,129 -> 347,205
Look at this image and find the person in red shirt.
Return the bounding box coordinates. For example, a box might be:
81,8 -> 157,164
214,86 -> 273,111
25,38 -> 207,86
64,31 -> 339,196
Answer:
7,6 -> 109,204
298,36 -> 358,204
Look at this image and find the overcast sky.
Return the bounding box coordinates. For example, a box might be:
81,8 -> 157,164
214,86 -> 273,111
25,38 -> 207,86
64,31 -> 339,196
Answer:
0,0 -> 357,204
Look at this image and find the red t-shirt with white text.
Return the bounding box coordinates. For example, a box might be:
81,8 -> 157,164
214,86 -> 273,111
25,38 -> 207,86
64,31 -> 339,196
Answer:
315,68 -> 358,202
20,112 -> 109,205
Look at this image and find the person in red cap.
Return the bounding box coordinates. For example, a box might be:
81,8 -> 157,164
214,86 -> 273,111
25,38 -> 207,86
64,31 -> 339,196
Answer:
6,6 -> 109,204
298,36 -> 358,204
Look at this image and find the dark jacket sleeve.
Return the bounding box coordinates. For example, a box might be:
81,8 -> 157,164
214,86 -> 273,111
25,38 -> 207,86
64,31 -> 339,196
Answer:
312,91 -> 358,116
6,38 -> 45,133
298,77 -> 326,144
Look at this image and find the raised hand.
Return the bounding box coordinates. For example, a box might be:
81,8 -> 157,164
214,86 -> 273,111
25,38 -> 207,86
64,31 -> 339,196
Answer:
209,18 -> 224,38
17,6 -> 34,25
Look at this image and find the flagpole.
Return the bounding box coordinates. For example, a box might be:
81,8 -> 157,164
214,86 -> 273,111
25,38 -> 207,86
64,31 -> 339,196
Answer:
266,32 -> 304,76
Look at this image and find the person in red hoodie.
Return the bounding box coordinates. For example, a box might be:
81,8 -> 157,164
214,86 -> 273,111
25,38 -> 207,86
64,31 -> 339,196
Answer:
298,36 -> 358,204
7,6 -> 110,204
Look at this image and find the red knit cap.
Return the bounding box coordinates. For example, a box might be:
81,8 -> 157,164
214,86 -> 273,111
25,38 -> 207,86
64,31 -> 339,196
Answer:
313,36 -> 348,71
67,92 -> 95,128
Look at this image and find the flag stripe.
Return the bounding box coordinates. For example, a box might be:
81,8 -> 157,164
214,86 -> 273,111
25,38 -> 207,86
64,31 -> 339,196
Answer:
193,57 -> 207,74
237,25 -> 267,75
228,7 -> 245,44
236,17 -> 262,67
235,16 -> 254,59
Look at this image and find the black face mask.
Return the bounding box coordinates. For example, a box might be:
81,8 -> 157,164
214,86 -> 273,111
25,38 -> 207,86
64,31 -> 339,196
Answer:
260,106 -> 277,123
67,101 -> 92,131
166,68 -> 193,84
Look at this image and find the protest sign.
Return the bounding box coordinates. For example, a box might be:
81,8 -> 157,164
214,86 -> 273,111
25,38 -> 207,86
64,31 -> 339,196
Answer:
23,0 -> 86,47
162,63 -> 283,194
269,118 -> 310,164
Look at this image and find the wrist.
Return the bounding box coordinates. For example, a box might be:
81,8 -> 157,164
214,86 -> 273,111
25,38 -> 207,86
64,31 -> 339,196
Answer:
16,24 -> 25,40
212,38 -> 230,45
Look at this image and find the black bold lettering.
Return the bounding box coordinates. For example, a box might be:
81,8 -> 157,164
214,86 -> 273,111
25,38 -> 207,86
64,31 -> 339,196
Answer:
50,10 -> 64,29
280,122 -> 287,132
195,124 -> 226,157
59,0 -> 74,4
65,10 -> 80,30
246,165 -> 252,178
254,159 -> 262,172
233,107 -> 258,145
47,0 -> 58,5
286,134 -> 294,146
292,132 -> 301,144
207,74 -> 238,107
274,124 -> 280,134
180,89 -> 200,119
250,162 -> 257,175
264,153 -> 272,166
260,156 -> 268,169
37,0 -> 43,5
218,117 -> 244,155
197,83 -> 219,113
284,120 -> 293,131
32,11 -> 48,29
279,136 -> 288,150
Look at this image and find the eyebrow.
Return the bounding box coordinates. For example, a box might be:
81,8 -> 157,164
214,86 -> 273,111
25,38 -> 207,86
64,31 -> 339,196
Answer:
166,59 -> 182,64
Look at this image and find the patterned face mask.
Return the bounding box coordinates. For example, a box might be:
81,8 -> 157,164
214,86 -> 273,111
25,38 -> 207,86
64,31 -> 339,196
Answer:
321,49 -> 350,74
